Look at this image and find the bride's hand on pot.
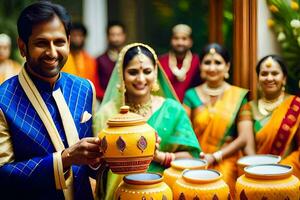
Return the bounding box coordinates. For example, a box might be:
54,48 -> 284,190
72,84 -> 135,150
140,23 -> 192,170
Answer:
200,152 -> 215,166
155,134 -> 161,150
153,150 -> 165,164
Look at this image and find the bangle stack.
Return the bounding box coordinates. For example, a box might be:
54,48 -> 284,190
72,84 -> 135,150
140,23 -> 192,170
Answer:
212,150 -> 223,163
162,152 -> 175,167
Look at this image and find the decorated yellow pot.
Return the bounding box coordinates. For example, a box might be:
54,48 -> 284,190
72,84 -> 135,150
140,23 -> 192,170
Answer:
163,158 -> 207,188
237,154 -> 281,176
98,106 -> 156,174
173,169 -> 231,200
115,173 -> 172,200
236,164 -> 300,200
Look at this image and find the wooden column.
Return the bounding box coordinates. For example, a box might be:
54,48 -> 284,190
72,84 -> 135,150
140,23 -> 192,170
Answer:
120,0 -> 138,42
233,0 -> 257,100
209,0 -> 224,44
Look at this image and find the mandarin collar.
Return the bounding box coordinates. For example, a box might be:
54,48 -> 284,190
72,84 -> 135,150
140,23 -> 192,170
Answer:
25,64 -> 65,92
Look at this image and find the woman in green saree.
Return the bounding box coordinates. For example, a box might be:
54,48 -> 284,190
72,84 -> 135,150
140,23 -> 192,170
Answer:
93,43 -> 201,200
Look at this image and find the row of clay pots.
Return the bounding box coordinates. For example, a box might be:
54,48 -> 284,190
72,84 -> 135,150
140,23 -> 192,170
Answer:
115,162 -> 300,200
97,108 -> 300,199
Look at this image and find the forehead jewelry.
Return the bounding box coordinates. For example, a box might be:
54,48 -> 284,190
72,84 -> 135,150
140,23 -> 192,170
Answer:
265,56 -> 274,68
137,46 -> 147,63
209,48 -> 216,55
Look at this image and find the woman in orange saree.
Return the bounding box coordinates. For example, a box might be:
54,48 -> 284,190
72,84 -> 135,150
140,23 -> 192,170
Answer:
183,43 -> 255,194
249,55 -> 300,178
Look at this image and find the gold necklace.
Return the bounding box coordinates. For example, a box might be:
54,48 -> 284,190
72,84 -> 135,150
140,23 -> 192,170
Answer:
126,97 -> 152,117
168,50 -> 192,82
202,82 -> 227,96
258,93 -> 284,116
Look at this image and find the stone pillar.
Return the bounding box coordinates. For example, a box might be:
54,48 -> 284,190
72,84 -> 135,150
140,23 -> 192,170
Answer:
83,0 -> 108,56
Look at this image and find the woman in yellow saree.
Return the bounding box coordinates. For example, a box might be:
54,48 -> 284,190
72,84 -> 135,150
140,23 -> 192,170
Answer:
183,43 -> 255,194
93,43 -> 201,200
249,55 -> 300,177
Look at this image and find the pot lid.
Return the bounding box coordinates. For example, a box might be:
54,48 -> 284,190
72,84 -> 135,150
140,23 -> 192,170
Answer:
182,169 -> 222,183
237,154 -> 281,167
123,173 -> 162,185
107,105 -> 146,127
244,164 -> 292,180
171,158 -> 207,170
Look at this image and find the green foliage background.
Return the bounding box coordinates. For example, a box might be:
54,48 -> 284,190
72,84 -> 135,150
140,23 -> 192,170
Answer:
267,0 -> 300,94
0,0 -> 36,63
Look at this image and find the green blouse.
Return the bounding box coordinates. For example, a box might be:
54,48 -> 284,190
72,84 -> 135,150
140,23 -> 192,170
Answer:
148,98 -> 201,172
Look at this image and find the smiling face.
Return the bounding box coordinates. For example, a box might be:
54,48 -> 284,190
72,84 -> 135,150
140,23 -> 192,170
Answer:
201,52 -> 229,86
171,32 -> 192,55
123,54 -> 156,99
258,59 -> 286,99
18,15 -> 69,81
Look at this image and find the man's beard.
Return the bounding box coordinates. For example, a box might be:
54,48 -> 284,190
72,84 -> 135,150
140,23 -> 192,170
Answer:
172,47 -> 188,56
109,42 -> 123,50
70,43 -> 84,51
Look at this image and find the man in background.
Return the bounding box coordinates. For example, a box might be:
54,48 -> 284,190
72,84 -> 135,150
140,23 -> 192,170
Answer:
63,22 -> 103,99
0,33 -> 21,84
159,24 -> 201,102
96,21 -> 126,98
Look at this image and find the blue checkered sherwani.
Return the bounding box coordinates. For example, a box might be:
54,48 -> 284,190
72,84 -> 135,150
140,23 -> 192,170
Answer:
0,72 -> 95,200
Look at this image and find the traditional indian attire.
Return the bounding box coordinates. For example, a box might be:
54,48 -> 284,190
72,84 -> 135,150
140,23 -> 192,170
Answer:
93,43 -> 201,200
0,66 -> 97,199
159,52 -> 201,102
183,84 -> 249,193
0,59 -> 21,84
96,50 -> 118,94
63,50 -> 104,99
249,95 -> 300,178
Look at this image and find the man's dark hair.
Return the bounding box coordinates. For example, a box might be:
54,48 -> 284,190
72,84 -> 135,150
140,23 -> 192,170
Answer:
17,1 -> 72,45
106,21 -> 126,34
71,22 -> 87,36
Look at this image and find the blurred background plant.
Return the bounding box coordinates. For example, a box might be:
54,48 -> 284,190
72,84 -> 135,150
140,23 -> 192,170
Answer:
0,0 -> 82,64
0,0 -> 36,63
267,0 -> 300,94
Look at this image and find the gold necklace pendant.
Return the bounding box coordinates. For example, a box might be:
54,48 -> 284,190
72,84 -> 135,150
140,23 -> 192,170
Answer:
127,97 -> 152,117
258,93 -> 284,116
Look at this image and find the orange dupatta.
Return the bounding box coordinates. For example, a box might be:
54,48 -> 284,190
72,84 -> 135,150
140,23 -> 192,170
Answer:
194,85 -> 248,153
256,96 -> 300,155
63,51 -> 104,98
193,85 -> 247,195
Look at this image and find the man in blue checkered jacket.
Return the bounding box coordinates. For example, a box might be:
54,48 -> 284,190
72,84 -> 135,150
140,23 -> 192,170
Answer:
0,1 -> 102,199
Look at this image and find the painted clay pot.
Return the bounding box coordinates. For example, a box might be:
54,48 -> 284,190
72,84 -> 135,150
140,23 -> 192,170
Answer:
115,173 -> 172,200
98,106 -> 156,174
173,169 -> 231,200
163,158 -> 207,188
237,154 -> 281,176
236,164 -> 300,200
